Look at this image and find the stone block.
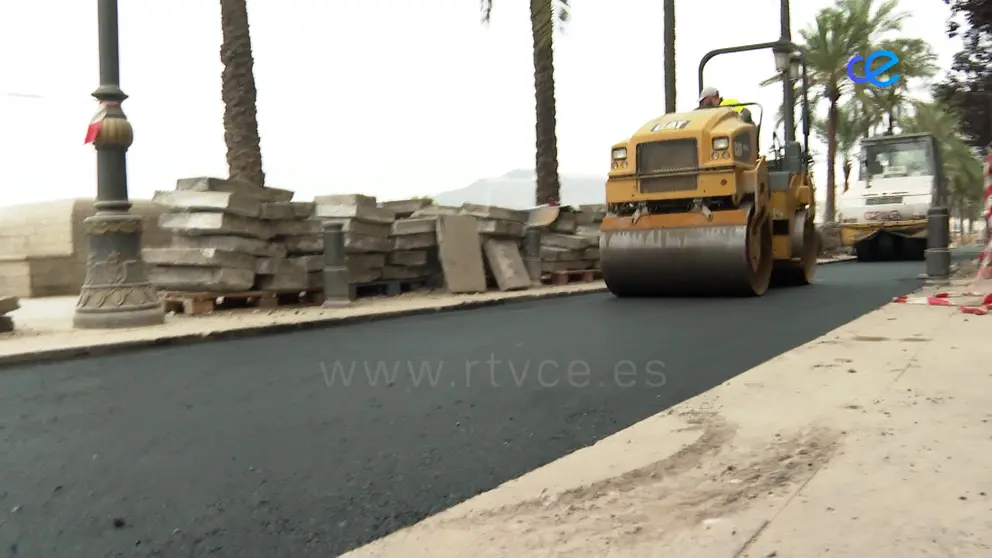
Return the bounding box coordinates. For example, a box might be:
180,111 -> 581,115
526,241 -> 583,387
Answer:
477,219 -> 525,238
283,235 -> 322,255
149,265 -> 254,293
459,203 -> 528,223
381,265 -> 430,280
347,267 -> 382,284
541,260 -> 590,272
142,247 -> 256,271
313,194 -> 377,207
541,233 -> 586,251
259,202 -> 314,220
152,190 -> 261,218
389,250 -> 428,266
411,205 -> 461,217
391,217 -> 437,236
345,234 -> 391,253
379,199 -> 431,217
550,211 -> 578,233
159,212 -> 272,239
482,238 -> 530,291
290,255 -> 324,272
315,203 -> 395,224
576,224 -> 601,237
582,247 -> 600,260
436,215 -> 486,293
0,295 -> 20,315
176,177 -> 294,202
271,219 -> 321,237
578,204 -> 607,214
255,256 -> 283,275
541,246 -> 580,261
347,253 -> 387,270
307,271 -> 323,289
171,234 -> 286,258
324,219 -> 391,238
392,233 -> 436,250
0,315 -> 12,333
256,267 -> 309,291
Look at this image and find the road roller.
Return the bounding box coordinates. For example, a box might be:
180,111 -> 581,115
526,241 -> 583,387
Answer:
600,40 -> 818,297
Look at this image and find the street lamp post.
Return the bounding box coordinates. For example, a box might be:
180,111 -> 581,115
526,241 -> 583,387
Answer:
73,0 -> 164,329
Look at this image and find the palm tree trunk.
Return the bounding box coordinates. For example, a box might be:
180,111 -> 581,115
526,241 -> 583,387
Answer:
530,0 -> 561,205
220,0 -> 266,187
824,89 -> 839,222
842,158 -> 852,193
663,0 -> 676,113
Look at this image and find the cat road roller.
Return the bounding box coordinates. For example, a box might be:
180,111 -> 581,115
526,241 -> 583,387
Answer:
600,40 -> 818,297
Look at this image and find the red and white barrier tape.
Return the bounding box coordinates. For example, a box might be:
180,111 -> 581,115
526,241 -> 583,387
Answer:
892,291 -> 992,315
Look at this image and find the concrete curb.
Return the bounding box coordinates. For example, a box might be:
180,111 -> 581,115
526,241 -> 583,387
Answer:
0,257 -> 857,370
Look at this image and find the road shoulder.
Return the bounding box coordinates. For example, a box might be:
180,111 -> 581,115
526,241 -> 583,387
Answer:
341,297 -> 992,557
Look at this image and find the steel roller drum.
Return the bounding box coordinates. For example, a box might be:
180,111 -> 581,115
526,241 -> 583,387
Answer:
600,204 -> 772,297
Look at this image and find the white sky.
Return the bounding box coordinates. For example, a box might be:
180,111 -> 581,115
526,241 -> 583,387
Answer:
0,0 -> 962,207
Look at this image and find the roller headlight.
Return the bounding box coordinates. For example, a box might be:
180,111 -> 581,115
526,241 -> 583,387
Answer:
712,137 -> 729,151
612,147 -> 627,160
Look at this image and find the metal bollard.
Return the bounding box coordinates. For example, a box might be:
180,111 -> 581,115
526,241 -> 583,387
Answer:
924,206 -> 951,284
322,222 -> 351,307
523,227 -> 543,285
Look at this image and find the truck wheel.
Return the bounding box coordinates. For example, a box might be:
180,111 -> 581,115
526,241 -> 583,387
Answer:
855,241 -> 874,262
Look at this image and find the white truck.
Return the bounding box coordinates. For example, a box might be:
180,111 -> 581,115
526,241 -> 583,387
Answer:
836,132 -> 942,261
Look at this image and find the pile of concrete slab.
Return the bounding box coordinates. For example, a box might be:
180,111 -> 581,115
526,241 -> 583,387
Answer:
144,177 -> 320,293
0,295 -> 18,332
315,194 -> 400,285
538,205 -> 605,273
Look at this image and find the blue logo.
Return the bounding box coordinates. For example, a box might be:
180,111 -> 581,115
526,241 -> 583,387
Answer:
846,50 -> 900,87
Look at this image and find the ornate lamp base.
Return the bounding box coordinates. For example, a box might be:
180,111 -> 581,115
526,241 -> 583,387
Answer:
73,213 -> 165,329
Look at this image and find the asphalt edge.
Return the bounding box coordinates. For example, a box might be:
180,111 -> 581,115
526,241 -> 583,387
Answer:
0,286 -> 610,369
0,257 -> 857,370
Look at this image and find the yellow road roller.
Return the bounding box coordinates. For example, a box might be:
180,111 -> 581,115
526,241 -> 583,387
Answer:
600,40 -> 818,297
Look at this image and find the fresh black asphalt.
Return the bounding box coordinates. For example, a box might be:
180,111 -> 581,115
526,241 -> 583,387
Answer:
0,261 -> 924,557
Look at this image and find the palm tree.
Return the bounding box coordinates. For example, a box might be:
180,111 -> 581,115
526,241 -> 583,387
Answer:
763,0 -> 907,221
220,0 -> 266,187
663,0 -> 676,113
813,102 -> 872,192
481,0 -> 569,205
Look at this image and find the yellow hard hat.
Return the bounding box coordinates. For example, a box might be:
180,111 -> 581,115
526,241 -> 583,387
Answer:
720,98 -> 745,113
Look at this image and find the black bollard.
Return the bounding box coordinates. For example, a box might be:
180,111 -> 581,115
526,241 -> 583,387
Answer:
924,206 -> 951,284
322,222 -> 351,307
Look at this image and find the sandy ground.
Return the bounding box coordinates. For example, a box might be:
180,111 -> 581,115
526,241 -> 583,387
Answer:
341,286 -> 992,558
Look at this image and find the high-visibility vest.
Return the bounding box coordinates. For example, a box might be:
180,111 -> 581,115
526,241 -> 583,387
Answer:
720,98 -> 745,113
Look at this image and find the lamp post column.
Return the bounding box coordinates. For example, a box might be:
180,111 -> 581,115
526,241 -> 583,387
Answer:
73,0 -> 165,329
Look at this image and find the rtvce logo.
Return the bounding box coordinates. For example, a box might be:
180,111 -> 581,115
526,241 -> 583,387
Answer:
846,50 -> 900,88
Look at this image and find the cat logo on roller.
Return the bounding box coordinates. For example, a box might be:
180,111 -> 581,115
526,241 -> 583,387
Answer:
600,39 -> 818,297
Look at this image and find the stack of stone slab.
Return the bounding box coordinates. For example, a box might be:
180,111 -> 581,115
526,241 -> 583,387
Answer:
575,204 -> 606,269
0,295 -> 18,332
314,194 -> 395,285
459,204 -> 531,291
538,206 -> 602,273
254,200 -> 321,291
145,177 -> 314,293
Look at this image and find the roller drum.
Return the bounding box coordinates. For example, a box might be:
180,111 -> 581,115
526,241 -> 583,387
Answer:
600,205 -> 772,297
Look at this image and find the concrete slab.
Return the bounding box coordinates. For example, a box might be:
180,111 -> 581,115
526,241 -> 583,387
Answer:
541,232 -> 586,250
315,204 -> 396,224
283,235 -> 322,255
482,239 -> 531,291
381,265 -> 430,280
392,233 -> 437,251
152,190 -> 261,218
270,219 -> 321,237
345,234 -> 391,253
347,254 -> 387,270
389,250 -> 428,266
392,218 -> 438,236
175,177 -> 294,202
149,266 -> 255,292
313,194 -> 377,207
142,248 -> 256,271
411,206 -> 461,217
0,315 -> 11,333
436,215 -> 486,294
324,219 -> 391,238
541,246 -> 580,261
259,202 -> 315,220
477,219 -> 525,238
379,199 -> 432,217
170,234 -> 286,258
159,212 -> 272,240
459,204 -> 528,223
0,296 -> 20,315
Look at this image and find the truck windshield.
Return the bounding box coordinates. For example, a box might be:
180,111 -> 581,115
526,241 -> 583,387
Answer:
860,138 -> 934,179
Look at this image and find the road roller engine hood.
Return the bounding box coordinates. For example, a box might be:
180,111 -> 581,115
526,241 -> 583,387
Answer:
606,107 -> 764,217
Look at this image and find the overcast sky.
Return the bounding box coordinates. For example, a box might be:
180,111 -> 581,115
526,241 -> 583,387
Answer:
0,0 -> 961,207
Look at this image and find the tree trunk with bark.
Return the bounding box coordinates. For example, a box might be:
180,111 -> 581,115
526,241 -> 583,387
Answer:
824,86 -> 839,222
530,0 -> 561,205
219,0 -> 266,187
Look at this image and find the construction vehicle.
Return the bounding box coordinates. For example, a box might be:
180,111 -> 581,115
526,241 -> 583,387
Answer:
599,41 -> 817,296
836,133 -> 943,261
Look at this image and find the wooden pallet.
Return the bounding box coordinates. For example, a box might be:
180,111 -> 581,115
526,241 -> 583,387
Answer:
541,268 -> 601,285
350,279 -> 429,299
160,289 -> 324,316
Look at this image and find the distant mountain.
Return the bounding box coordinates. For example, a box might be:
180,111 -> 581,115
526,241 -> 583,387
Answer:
433,169 -> 607,209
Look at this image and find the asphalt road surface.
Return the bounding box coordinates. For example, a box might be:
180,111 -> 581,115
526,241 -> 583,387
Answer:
0,261 -> 924,557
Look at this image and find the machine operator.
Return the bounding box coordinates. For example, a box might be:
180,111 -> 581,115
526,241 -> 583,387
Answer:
697,87 -> 754,124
